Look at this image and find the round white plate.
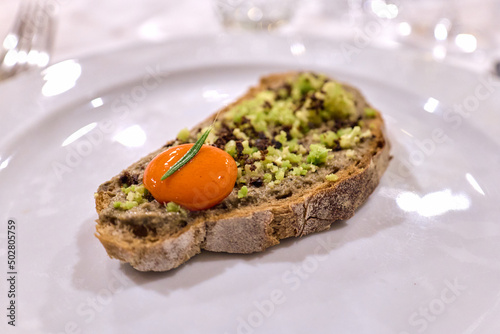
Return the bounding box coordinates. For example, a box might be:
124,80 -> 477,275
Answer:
1,35 -> 499,334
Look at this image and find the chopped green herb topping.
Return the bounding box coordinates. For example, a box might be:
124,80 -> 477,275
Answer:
225,140 -> 237,157
315,131 -> 339,148
326,173 -> 339,182
176,73 -> 374,191
238,186 -> 248,198
323,81 -> 356,119
177,128 -> 190,143
345,149 -> 356,159
113,201 -> 140,210
364,108 -> 377,118
307,144 -> 331,165
164,202 -> 188,215
165,202 -> 181,212
113,184 -> 148,210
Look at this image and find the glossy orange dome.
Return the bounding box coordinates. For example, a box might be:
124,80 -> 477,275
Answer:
143,144 -> 238,211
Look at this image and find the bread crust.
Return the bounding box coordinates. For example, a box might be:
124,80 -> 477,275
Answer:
95,72 -> 391,272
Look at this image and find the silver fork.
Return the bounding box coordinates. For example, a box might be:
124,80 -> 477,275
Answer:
0,0 -> 56,81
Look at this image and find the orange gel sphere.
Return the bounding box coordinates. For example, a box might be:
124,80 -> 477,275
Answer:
143,144 -> 238,211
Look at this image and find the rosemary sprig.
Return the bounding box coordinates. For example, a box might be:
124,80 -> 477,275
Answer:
161,127 -> 211,180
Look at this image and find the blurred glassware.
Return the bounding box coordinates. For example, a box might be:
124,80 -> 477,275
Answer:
362,0 -> 500,58
321,0 -> 364,25
362,0 -> 400,20
215,0 -> 297,30
0,0 -> 56,81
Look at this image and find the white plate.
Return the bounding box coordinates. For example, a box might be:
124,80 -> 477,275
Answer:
1,35 -> 500,334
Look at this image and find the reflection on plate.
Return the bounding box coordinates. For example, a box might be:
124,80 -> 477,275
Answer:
0,35 -> 499,334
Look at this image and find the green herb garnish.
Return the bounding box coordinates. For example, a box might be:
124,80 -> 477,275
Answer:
238,186 -> 248,198
161,127 -> 212,180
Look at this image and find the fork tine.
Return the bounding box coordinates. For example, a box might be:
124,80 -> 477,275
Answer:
17,1 -> 54,74
2,1 -> 32,50
12,2 -> 37,74
29,1 -> 54,68
0,1 -> 32,78
0,0 -> 55,81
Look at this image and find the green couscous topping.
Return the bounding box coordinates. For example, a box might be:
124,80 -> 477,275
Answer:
113,184 -> 148,210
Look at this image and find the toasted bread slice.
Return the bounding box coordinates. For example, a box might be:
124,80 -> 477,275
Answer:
95,72 -> 391,271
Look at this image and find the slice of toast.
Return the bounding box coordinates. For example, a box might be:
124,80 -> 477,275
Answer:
94,72 -> 391,272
